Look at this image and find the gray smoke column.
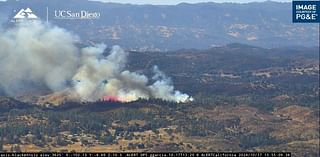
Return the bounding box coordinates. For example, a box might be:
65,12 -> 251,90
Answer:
0,21 -> 193,103
0,21 -> 79,96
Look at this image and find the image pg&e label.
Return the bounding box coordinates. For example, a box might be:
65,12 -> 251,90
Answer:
293,1 -> 320,23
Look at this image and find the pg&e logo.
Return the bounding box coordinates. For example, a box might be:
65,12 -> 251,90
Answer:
293,1 -> 320,23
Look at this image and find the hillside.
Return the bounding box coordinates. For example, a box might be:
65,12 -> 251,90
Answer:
0,0 -> 318,50
0,44 -> 318,156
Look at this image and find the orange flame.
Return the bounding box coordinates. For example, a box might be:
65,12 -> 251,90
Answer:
102,96 -> 121,102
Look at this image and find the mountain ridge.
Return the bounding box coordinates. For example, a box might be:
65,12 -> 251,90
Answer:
0,0 -> 319,51
0,0 -> 318,50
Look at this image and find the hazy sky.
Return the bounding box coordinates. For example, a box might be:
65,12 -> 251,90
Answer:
0,0 -> 292,4
90,0 -> 291,5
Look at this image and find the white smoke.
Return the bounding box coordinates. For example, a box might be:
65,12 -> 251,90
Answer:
0,21 -> 193,103
0,21 -> 79,95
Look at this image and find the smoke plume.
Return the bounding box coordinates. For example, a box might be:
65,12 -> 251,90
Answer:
0,21 -> 193,103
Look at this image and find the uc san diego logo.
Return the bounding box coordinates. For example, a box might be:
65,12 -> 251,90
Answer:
54,9 -> 100,20
293,1 -> 320,23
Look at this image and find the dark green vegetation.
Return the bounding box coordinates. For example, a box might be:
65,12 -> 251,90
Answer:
0,44 -> 319,155
128,44 -> 319,110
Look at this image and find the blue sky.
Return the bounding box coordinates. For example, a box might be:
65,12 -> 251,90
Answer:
0,0 -> 292,4
90,0 -> 291,5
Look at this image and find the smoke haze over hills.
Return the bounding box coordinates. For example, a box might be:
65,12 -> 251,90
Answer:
0,21 -> 192,103
0,0 -> 318,51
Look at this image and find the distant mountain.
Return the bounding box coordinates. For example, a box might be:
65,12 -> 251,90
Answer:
0,0 -> 319,51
